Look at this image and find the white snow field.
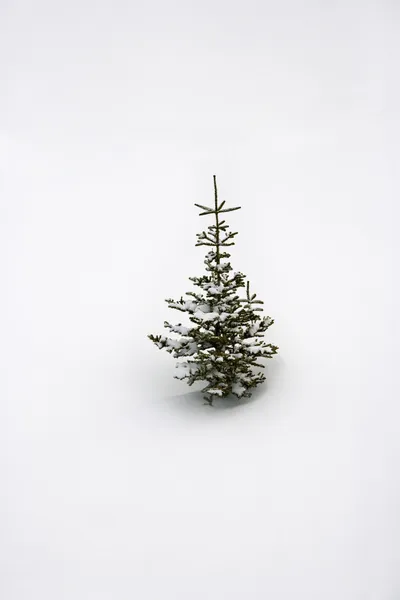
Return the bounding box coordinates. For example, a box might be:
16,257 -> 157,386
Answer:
1,1 -> 399,598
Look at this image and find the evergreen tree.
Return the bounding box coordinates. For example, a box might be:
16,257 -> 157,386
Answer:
148,175 -> 278,405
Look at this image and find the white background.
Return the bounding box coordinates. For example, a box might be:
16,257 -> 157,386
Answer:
1,0 -> 399,598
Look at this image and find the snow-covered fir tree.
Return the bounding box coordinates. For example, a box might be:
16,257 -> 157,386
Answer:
148,175 -> 278,405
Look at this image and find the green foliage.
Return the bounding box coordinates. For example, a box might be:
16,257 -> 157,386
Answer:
148,176 -> 278,405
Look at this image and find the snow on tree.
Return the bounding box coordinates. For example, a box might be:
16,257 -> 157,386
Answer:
148,175 -> 278,405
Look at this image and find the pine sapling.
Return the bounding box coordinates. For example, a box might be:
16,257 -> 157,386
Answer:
148,175 -> 278,405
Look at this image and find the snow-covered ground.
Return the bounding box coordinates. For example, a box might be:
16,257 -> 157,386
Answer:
1,1 -> 399,598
